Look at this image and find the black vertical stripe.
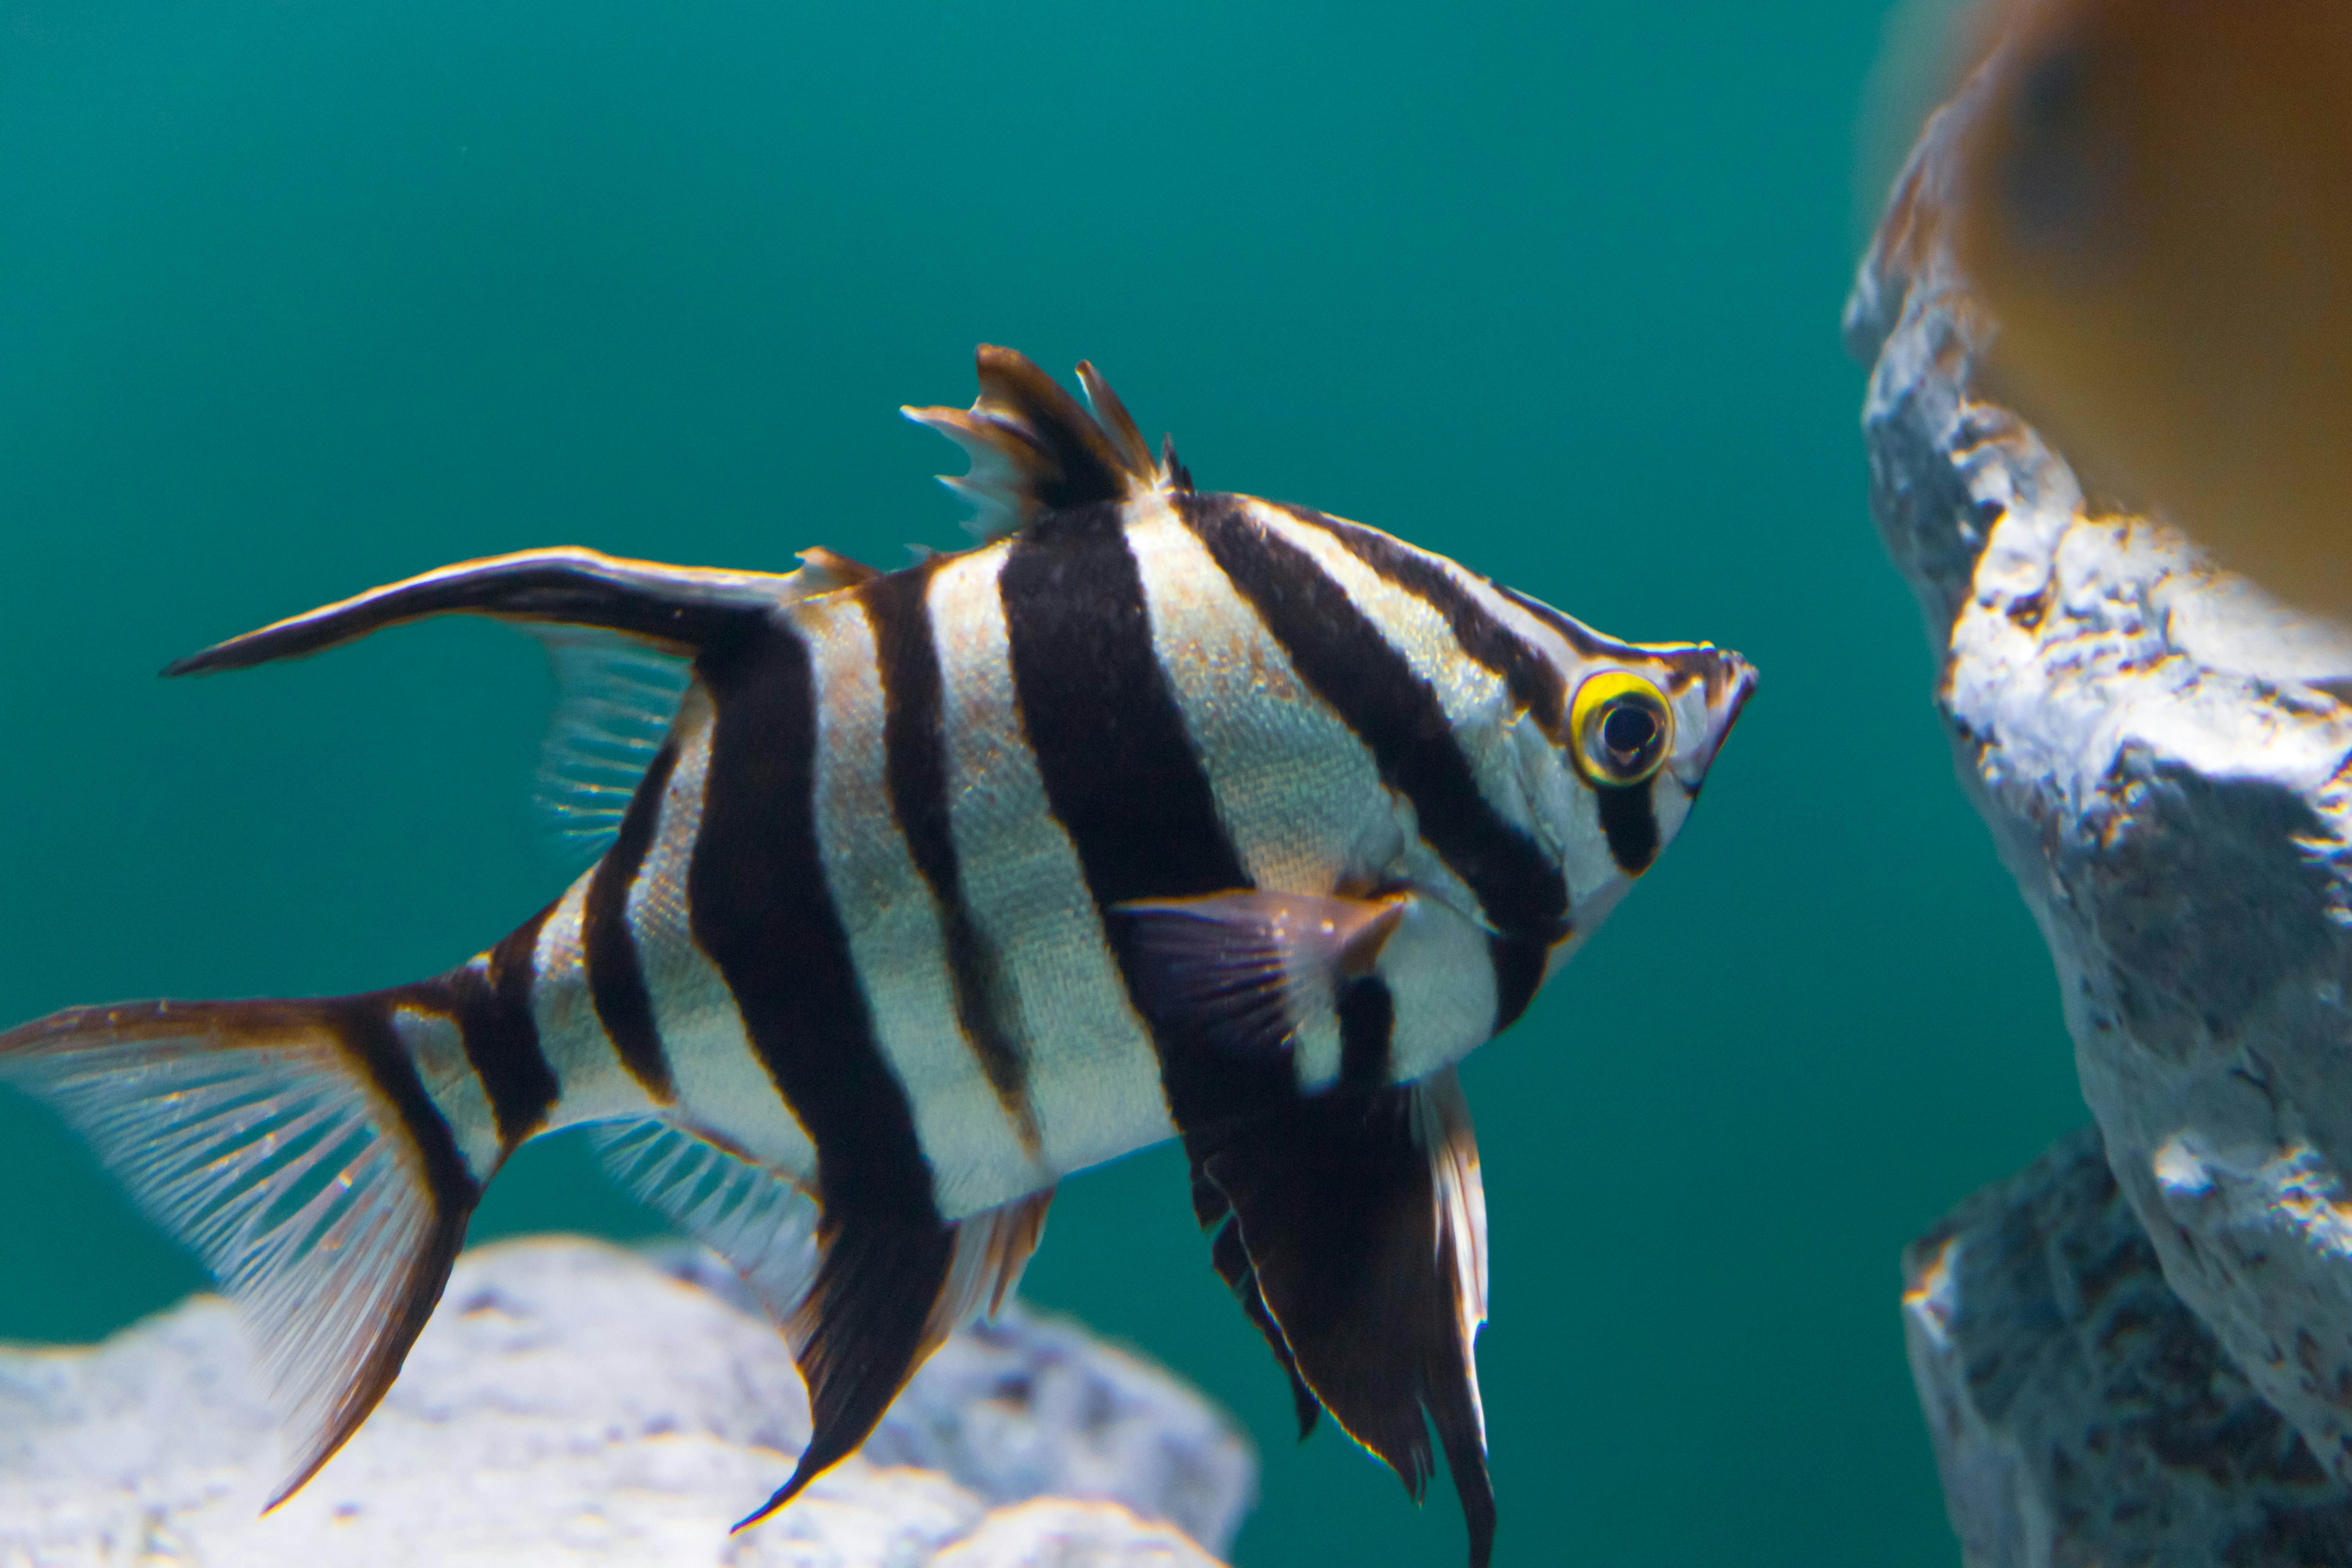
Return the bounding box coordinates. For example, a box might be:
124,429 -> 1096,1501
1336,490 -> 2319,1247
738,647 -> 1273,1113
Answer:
1494,581 -> 1618,661
997,500 -> 1282,1137
688,616 -> 940,1216
1487,933 -> 1550,1035
1176,494 -> 1570,945
301,995 -> 478,1502
1336,978 -> 1396,1089
444,903 -> 562,1150
333,995 -> 484,1211
861,561 -> 1038,1147
1282,505 -> 1567,733
582,742 -> 683,1103
687,614 -> 955,1520
1596,784 -> 1661,875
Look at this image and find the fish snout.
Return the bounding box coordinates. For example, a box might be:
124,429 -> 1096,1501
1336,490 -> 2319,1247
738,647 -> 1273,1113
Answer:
1686,650 -> 1756,786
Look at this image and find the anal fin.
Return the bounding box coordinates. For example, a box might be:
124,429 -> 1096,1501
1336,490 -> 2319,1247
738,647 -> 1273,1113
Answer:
1202,1182 -> 1321,1440
596,1121 -> 1052,1529
758,1210 -> 957,1524
752,1185 -> 1053,1528
1191,1068 -> 1494,1568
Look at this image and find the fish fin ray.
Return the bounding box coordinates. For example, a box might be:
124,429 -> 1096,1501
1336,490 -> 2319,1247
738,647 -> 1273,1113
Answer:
739,1212 -> 956,1530
597,1123 -> 1047,1531
528,630 -> 693,866
930,1186 -> 1055,1332
594,1120 -> 821,1329
1200,1180 -> 1322,1439
903,346 -> 1188,540
164,548 -> 823,677
1114,891 -> 1408,1061
746,1193 -> 1050,1530
1191,1066 -> 1494,1568
0,997 -> 478,1508
792,546 -> 881,589
1423,1069 -> 1489,1450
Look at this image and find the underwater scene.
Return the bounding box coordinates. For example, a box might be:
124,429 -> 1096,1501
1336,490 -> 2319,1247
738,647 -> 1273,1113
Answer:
16,1 -> 2344,1565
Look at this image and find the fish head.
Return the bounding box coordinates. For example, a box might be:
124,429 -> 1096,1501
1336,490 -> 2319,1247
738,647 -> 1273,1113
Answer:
1502,600 -> 1756,956
1629,637 -> 1757,845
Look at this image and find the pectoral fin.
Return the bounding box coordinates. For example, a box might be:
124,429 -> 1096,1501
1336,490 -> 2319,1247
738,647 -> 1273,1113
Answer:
1189,1068 -> 1494,1568
1113,891 -> 1408,1061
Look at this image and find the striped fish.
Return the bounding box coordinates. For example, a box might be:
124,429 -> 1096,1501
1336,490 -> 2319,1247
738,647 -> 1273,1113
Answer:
0,349 -> 1752,1567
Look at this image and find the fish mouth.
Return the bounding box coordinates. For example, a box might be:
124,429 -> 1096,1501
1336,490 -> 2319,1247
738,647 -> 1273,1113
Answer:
1681,654 -> 1757,788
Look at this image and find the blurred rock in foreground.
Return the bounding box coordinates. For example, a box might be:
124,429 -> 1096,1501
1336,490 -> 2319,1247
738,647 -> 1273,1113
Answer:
1849,19 -> 2352,1535
1905,1128 -> 2352,1567
0,1237 -> 1251,1566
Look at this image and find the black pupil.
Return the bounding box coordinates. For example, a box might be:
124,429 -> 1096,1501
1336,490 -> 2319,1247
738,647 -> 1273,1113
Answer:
1600,701 -> 1658,763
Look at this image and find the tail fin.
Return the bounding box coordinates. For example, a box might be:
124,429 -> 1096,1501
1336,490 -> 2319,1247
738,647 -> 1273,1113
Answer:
0,995 -> 483,1506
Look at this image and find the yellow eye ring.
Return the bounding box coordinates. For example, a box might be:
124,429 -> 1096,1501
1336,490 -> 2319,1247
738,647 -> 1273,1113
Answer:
1570,671 -> 1673,788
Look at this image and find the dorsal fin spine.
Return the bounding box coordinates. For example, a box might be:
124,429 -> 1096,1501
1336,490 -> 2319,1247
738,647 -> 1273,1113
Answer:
903,346 -> 1191,541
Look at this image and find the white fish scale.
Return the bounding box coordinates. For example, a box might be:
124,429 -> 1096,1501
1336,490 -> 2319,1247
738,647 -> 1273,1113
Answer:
929,546 -> 1177,1177
526,876 -> 654,1123
1239,502 -> 1597,948
1129,502 -> 1404,892
1423,552 -> 1689,902
1254,504 -> 1542,852
1546,745 -> 1624,908
391,1005 -> 501,1183
798,593 -> 1047,1221
1374,895 -> 1501,1086
1128,502 -> 1410,1089
626,691 -> 817,1177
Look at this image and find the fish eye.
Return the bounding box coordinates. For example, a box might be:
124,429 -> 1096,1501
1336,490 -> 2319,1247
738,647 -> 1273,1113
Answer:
1570,671 -> 1673,788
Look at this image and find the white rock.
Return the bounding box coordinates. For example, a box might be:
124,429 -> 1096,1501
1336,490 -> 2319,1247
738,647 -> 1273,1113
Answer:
0,1237 -> 1250,1567
1849,52 -> 2352,1496
932,1501 -> 1223,1568
649,1245 -> 1254,1555
1903,1128 -> 2352,1568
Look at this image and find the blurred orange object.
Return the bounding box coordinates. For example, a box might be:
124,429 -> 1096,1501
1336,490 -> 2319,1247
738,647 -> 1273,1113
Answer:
1944,0 -> 2352,615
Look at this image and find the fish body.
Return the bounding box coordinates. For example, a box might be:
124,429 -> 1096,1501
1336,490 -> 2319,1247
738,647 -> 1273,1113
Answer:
0,350 -> 1752,1567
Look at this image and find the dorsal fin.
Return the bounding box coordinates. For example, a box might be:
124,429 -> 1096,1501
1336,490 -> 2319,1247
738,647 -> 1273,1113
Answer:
164,545 -> 878,865
529,628 -> 692,865
902,346 -> 1191,540
790,546 -> 880,590
522,548 -> 872,862
162,548 -> 842,677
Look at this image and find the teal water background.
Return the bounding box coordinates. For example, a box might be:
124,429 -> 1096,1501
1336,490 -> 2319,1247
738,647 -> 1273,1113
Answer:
0,3 -> 2082,1563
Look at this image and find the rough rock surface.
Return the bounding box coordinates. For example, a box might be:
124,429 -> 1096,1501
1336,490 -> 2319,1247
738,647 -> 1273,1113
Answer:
1849,54 -> 2352,1502
0,1237 -> 1250,1566
1904,1127 -> 2352,1567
